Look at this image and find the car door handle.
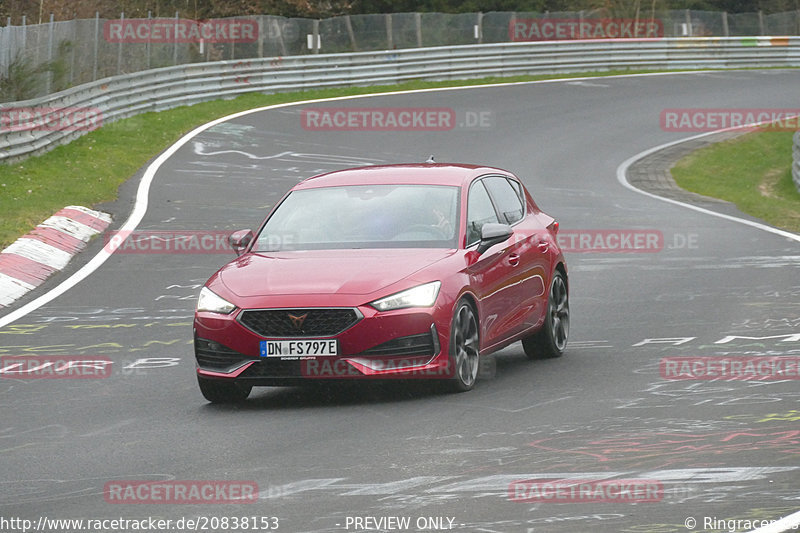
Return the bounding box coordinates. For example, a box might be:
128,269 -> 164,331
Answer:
537,241 -> 549,252
508,253 -> 520,266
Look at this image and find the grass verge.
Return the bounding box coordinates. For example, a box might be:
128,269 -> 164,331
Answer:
671,129 -> 800,233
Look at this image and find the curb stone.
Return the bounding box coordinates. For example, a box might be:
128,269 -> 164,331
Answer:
627,130 -> 747,208
0,206 -> 111,307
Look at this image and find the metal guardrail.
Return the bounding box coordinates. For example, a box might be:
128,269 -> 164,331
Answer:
794,131 -> 800,193
2,9 -> 800,95
1,36 -> 800,164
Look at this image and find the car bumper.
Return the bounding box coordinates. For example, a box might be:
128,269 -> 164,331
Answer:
194,304 -> 455,384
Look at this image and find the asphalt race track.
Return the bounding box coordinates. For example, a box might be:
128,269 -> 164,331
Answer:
2,70 -> 800,533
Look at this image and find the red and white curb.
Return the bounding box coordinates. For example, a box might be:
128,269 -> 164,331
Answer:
0,206 -> 111,307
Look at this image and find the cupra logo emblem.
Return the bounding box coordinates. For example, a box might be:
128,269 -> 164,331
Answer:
288,313 -> 308,330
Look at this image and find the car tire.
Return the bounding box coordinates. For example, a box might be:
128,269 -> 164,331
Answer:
447,299 -> 480,392
197,376 -> 252,403
522,270 -> 569,359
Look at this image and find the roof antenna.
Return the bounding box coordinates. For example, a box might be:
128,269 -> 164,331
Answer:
426,155 -> 436,163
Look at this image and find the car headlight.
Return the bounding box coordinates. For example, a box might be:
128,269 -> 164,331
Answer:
197,287 -> 236,314
371,281 -> 441,312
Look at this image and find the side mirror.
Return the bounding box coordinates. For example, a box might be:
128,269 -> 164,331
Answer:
228,229 -> 254,256
476,223 -> 513,254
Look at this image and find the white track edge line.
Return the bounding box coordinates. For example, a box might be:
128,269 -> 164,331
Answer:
747,512 -> 800,533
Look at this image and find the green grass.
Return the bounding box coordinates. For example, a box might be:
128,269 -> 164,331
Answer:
671,129 -> 800,233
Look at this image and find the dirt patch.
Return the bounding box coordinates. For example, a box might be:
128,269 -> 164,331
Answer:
758,168 -> 784,199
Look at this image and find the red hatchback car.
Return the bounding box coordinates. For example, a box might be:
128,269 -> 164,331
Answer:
194,163 -> 568,402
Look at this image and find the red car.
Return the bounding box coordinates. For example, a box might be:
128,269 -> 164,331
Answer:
194,163 -> 568,403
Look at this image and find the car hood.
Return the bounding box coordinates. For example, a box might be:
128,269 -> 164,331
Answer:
217,248 -> 456,298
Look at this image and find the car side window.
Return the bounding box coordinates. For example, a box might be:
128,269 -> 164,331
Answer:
483,176 -> 525,225
467,180 -> 499,246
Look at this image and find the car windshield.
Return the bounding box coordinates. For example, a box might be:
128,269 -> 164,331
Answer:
254,184 -> 460,251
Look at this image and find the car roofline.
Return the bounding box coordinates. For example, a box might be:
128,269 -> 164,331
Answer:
293,163 -> 516,190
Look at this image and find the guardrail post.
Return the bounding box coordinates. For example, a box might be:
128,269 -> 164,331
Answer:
146,11 -> 152,68
276,18 -> 286,56
173,12 -> 179,65
1,21 -> 8,79
92,12 -> 98,81
415,12 -> 422,48
758,10 -> 765,35
117,12 -> 124,76
231,22 -> 236,60
312,19 -> 320,54
386,14 -> 393,49
45,13 -> 54,94
1,18 -> 7,81
258,15 -> 264,58
69,14 -> 77,85
0,24 -> 6,80
476,12 -> 483,43
722,12 -> 729,37
685,9 -> 692,37
1,17 -> 7,81
345,15 -> 357,51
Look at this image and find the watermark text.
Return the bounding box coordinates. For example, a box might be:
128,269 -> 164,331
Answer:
0,356 -> 111,379
0,107 -> 102,132
661,108 -> 800,132
104,18 -> 257,43
508,479 -> 663,503
510,18 -> 664,41
104,480 -> 258,504
661,356 -> 800,380
301,108 -> 493,131
557,230 -> 663,253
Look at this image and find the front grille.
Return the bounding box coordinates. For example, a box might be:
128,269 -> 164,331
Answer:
194,338 -> 256,370
241,359 -> 303,378
238,308 -> 360,338
359,332 -> 435,356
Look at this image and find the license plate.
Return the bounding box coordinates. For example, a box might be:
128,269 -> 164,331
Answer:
260,339 -> 338,357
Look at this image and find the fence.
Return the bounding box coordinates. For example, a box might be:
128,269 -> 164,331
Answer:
2,9 -> 800,102
1,37 -> 799,165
